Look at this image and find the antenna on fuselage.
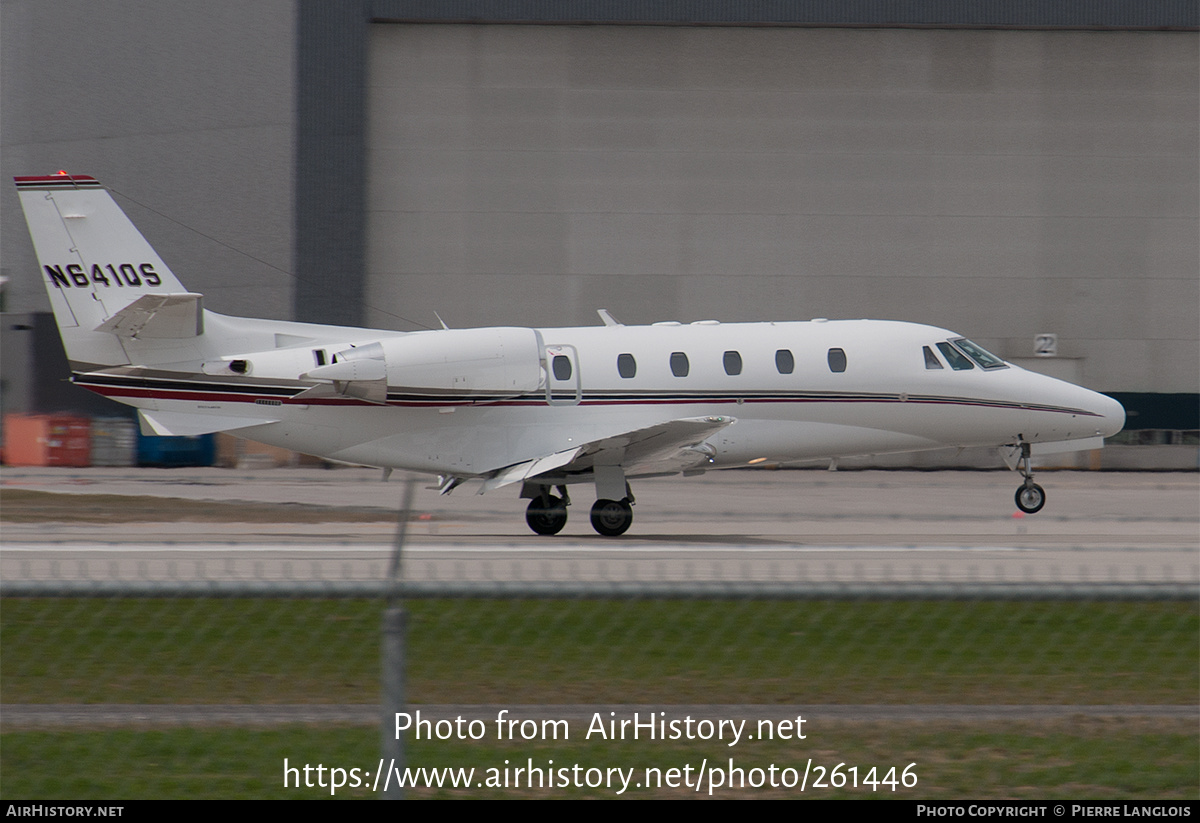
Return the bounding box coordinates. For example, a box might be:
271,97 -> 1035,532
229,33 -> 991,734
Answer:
597,309 -> 623,327
433,312 -> 450,330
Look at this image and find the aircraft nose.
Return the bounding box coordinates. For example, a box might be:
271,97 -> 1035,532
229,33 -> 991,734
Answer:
1088,391 -> 1126,438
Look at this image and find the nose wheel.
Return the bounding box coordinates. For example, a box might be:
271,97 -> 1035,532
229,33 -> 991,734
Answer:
1013,443 -> 1046,514
1015,482 -> 1046,514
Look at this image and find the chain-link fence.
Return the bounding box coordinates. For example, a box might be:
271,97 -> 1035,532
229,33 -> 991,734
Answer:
3,575 -> 1195,799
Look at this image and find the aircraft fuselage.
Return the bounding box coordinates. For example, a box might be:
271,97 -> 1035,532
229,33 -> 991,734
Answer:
73,317 -> 1123,479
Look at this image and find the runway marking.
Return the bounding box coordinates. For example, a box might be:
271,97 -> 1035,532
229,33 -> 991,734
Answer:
1,543 -> 1072,554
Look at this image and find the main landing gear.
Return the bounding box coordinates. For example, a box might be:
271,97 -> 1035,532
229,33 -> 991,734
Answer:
523,475 -> 636,537
1013,443 -> 1046,514
589,498 -> 633,537
525,487 -> 569,536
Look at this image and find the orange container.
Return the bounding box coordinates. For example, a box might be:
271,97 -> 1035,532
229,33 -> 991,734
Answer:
3,414 -> 92,467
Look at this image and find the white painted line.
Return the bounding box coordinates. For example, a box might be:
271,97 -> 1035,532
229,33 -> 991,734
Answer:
1,542 -> 1052,554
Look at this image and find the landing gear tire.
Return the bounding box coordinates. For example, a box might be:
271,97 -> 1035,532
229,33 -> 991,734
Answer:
590,498 -> 633,537
1015,483 -> 1046,514
526,495 -> 568,535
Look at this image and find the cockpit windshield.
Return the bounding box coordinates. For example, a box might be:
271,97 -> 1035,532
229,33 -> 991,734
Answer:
953,338 -> 1008,370
936,342 -> 973,370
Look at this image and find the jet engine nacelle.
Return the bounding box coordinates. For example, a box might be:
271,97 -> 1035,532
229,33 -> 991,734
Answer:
378,327 -> 544,395
203,327 -> 543,397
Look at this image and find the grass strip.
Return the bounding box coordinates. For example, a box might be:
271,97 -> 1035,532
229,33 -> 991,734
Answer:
2,719 -> 1194,799
3,598 -> 1196,705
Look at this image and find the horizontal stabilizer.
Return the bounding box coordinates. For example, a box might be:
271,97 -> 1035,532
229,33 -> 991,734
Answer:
138,409 -> 279,437
95,293 -> 203,339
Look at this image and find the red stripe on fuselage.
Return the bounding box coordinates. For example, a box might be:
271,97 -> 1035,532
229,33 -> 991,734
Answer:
80,382 -> 1099,416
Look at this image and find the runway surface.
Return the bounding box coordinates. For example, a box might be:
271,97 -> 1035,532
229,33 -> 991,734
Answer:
2,467 -> 1196,584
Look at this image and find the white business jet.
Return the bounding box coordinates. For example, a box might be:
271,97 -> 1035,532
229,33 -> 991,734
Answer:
15,173 -> 1125,536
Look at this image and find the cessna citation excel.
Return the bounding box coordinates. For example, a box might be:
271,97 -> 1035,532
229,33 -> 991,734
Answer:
16,173 -> 1125,536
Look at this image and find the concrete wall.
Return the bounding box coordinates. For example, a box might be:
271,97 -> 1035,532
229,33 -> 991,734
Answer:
366,24 -> 1198,394
0,0 -> 297,321
3,10 -> 1194,404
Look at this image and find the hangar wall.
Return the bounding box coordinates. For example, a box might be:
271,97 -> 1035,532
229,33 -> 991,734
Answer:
1,2 -> 1195,422
366,24 -> 1198,395
0,0 -> 297,322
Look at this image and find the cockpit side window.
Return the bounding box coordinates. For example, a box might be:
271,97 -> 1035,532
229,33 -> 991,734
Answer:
953,338 -> 1008,370
923,346 -> 943,369
936,341 -> 975,370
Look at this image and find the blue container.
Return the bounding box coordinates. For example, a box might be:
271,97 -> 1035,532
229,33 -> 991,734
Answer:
136,432 -> 216,467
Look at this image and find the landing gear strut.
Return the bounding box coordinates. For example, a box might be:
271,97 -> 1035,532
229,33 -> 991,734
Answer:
525,487 -> 569,535
590,498 -> 633,537
1013,443 -> 1046,514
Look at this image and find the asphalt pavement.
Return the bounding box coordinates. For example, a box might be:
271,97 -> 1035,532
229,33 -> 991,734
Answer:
2,467 -> 1196,584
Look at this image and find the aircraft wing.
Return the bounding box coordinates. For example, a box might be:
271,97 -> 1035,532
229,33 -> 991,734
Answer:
479,415 -> 734,493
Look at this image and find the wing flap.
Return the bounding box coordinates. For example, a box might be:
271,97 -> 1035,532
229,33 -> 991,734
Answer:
480,447 -> 582,493
480,416 -> 734,492
589,416 -> 731,470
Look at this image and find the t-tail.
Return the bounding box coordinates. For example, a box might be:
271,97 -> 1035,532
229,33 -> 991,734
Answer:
14,173 -> 201,370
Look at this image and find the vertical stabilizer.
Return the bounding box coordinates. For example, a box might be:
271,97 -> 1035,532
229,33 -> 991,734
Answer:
14,173 -> 196,367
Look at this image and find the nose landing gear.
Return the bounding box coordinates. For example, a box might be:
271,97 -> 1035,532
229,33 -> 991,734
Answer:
1013,443 -> 1046,514
1015,481 -> 1046,514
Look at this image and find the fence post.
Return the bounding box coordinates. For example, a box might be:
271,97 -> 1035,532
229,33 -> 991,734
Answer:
381,604 -> 406,799
381,476 -> 415,799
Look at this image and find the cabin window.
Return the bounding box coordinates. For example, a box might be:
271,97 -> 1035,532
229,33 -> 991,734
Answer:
617,353 -> 637,379
923,346 -> 943,369
775,349 -> 794,375
723,351 -> 742,376
937,341 -> 975,370
670,352 -> 689,377
552,355 -> 572,381
954,338 -> 1008,370
827,348 -> 847,373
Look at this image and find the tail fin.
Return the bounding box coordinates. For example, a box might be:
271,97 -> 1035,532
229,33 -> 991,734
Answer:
14,173 -> 201,368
